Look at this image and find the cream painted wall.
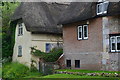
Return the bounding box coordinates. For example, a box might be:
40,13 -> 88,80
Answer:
12,23 -> 32,67
13,22 -> 63,67
31,34 -> 63,52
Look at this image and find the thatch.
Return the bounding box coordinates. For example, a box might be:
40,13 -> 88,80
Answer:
58,2 -> 120,25
11,2 -> 69,34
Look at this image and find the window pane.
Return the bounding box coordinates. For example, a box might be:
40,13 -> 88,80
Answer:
46,43 -> 59,53
21,28 -> 23,35
111,37 -> 116,51
18,28 -> 21,35
46,43 -> 51,53
83,25 -> 88,38
102,2 -> 109,13
79,32 -> 82,38
117,37 -> 120,50
111,37 -> 116,43
112,43 -> 116,50
18,46 -> 22,56
98,4 -> 102,13
78,26 -> 82,39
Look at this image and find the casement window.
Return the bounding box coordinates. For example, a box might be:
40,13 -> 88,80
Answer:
97,1 -> 109,15
78,25 -> 88,40
66,60 -> 71,67
75,60 -> 80,68
78,26 -> 82,40
18,23 -> 23,36
46,43 -> 62,53
18,45 -> 22,57
110,35 -> 120,52
83,25 -> 88,39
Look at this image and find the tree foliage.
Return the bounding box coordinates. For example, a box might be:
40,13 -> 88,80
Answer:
1,2 -> 20,62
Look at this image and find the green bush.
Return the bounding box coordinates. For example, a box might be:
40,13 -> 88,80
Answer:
31,47 -> 63,62
3,62 -> 30,78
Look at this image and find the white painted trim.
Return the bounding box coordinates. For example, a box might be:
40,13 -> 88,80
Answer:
78,26 -> 82,40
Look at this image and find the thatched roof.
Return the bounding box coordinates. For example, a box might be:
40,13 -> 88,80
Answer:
11,2 -> 69,34
58,2 -> 120,25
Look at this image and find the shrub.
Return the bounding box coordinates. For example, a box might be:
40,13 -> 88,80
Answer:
31,47 -> 63,62
2,62 -> 30,78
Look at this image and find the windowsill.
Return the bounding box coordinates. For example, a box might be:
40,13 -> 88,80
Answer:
18,34 -> 23,36
78,38 -> 88,41
97,12 -> 107,15
18,55 -> 22,57
109,51 -> 120,53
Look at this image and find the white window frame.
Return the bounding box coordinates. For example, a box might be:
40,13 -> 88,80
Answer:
110,36 -> 120,52
97,1 -> 109,15
18,23 -> 23,36
78,26 -> 82,40
83,25 -> 88,39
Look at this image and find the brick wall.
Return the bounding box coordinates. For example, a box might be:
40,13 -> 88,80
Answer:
63,17 -> 103,70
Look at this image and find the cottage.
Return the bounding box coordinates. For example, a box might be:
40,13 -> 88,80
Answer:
59,1 -> 120,71
11,2 -> 68,68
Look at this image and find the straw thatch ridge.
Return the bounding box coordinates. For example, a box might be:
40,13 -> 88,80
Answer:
11,2 -> 69,34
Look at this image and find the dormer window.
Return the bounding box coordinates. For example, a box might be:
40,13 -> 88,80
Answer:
18,23 -> 23,36
97,0 -> 109,15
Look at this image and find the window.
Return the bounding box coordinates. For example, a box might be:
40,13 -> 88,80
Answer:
66,60 -> 71,67
97,1 -> 109,15
110,35 -> 120,52
18,45 -> 22,57
75,60 -> 80,68
46,43 -> 62,53
78,25 -> 88,40
18,23 -> 23,36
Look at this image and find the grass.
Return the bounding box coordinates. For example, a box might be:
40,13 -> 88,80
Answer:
24,72 -> 43,78
42,74 -> 119,78
56,69 -> 120,74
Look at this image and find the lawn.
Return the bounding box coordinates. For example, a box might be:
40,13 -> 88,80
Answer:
42,74 -> 120,80
42,74 -> 106,78
56,69 -> 120,73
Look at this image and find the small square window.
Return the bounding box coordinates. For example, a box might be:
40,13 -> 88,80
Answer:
66,60 -> 71,68
75,60 -> 80,68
